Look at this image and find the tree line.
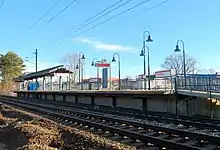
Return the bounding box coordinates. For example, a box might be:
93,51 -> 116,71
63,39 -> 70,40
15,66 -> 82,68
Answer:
0,51 -> 24,91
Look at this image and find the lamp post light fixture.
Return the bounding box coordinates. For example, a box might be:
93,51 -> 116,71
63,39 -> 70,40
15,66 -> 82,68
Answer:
77,52 -> 86,90
141,31 -> 153,90
112,53 -> 121,90
91,58 -> 100,90
174,40 -> 186,88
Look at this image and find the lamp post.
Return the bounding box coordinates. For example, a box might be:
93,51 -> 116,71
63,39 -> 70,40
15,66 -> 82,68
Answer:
174,40 -> 186,88
91,58 -> 100,90
66,65 -> 71,90
140,31 -> 153,90
76,52 -> 85,90
112,53 -> 121,90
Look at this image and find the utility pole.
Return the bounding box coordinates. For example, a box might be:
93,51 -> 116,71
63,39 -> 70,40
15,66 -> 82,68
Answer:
34,49 -> 38,72
33,49 -> 38,85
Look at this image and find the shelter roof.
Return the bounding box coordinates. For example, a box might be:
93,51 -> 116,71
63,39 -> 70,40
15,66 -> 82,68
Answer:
14,65 -> 72,82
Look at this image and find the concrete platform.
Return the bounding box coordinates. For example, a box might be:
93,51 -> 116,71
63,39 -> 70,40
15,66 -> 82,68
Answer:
14,89 -> 220,119
16,90 -> 171,97
177,89 -> 220,99
15,90 -> 174,113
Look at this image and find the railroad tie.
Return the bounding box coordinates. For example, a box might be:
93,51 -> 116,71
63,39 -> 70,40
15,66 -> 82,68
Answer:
170,137 -> 182,142
108,135 -> 122,141
144,131 -> 157,136
132,142 -> 146,149
184,140 -> 198,146
202,144 -> 218,150
157,134 -> 169,139
121,138 -> 133,144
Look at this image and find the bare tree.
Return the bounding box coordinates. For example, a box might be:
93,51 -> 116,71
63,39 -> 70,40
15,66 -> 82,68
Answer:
197,68 -> 216,74
60,53 -> 79,83
208,69 -> 216,74
161,54 -> 196,74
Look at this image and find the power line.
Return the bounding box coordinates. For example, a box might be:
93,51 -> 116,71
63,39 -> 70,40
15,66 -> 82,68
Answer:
28,0 -> 61,31
0,0 -> 5,12
56,0 -> 124,40
70,0 -> 129,32
47,0 -> 77,23
126,0 -> 169,20
74,0 -> 169,37
40,0 -> 169,49
33,0 -> 77,35
56,0 -> 133,41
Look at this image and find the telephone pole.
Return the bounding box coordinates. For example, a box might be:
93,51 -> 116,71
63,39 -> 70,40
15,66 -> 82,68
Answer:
33,49 -> 38,72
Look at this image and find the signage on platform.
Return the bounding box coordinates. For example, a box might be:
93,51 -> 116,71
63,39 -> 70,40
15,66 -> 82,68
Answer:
155,70 -> 171,78
95,59 -> 110,68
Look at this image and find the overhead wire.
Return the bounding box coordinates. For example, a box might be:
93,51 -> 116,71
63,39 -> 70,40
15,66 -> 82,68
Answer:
47,0 -> 77,23
126,0 -> 169,20
0,0 -> 5,12
70,0 -> 124,30
33,0 -> 77,35
70,0 -> 133,32
55,0 -> 134,41
28,0 -> 61,31
40,0 -> 169,49
73,0 -> 170,37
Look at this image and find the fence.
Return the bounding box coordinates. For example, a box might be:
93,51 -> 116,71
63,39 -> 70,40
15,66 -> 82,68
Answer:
175,75 -> 220,93
17,77 -> 174,91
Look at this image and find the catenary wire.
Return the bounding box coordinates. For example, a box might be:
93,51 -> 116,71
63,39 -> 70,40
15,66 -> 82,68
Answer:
0,0 -> 5,12
55,0 -> 134,41
28,0 -> 61,31
126,0 -> 169,20
47,0 -> 77,23
55,0 -> 125,40
71,0 -> 169,38
40,0 -> 169,48
33,0 -> 77,35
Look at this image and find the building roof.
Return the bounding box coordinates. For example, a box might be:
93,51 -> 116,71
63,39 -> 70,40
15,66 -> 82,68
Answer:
15,65 -> 72,81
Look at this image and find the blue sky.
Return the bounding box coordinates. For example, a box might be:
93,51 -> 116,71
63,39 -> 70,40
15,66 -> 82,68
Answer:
0,0 -> 220,78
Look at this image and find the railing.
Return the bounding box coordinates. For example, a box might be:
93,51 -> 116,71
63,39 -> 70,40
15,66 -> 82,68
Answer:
175,75 -> 220,93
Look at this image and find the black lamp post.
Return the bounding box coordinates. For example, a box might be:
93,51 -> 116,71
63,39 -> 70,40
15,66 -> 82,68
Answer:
141,31 -> 153,90
91,58 -> 100,90
112,53 -> 121,90
76,52 -> 85,90
174,40 -> 186,88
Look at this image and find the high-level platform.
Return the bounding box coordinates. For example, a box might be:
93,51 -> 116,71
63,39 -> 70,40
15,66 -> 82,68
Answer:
15,90 -> 173,113
13,69 -> 220,119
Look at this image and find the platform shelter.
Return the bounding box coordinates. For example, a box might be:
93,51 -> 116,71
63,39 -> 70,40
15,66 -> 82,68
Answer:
15,65 -> 73,91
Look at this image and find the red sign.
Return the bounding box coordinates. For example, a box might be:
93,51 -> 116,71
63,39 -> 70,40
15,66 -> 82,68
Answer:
155,70 -> 171,78
95,63 -> 110,67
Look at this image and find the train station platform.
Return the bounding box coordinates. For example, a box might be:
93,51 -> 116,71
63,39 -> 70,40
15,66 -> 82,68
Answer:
15,90 -> 175,114
12,73 -> 220,119
12,87 -> 220,119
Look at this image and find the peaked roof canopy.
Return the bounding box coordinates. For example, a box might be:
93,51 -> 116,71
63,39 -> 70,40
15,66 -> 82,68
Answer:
15,65 -> 73,82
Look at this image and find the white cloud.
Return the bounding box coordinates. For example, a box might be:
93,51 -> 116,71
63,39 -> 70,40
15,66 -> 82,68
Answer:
73,37 -> 136,52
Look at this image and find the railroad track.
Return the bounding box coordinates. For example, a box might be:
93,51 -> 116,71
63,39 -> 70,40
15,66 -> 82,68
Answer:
7,95 -> 220,130
1,96 -> 220,134
0,98 -> 220,150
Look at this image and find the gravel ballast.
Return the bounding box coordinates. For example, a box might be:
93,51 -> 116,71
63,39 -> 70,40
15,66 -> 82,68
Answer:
0,105 -> 136,150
